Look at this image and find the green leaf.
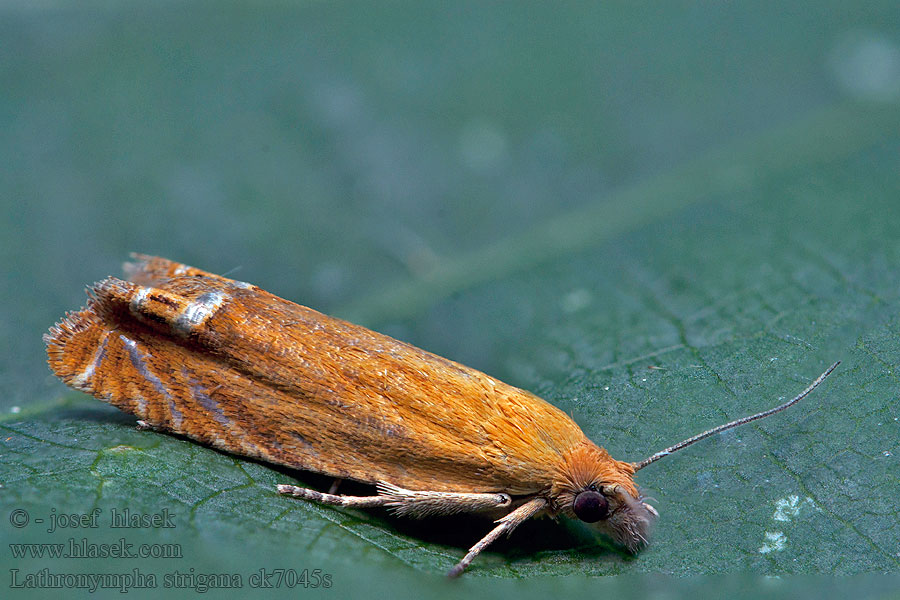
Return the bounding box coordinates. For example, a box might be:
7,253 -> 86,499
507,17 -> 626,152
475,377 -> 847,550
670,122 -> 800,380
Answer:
3,3 -> 900,598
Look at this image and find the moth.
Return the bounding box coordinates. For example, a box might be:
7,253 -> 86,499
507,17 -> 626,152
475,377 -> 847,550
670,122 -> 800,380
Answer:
45,255 -> 838,576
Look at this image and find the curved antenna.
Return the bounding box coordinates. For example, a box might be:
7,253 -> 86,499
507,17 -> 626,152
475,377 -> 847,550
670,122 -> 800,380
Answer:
633,361 -> 840,472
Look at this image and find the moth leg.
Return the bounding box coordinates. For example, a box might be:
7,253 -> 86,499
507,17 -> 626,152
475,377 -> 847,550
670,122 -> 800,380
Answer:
276,482 -> 512,516
447,496 -> 547,578
276,485 -> 391,509
375,482 -> 512,518
327,479 -> 342,495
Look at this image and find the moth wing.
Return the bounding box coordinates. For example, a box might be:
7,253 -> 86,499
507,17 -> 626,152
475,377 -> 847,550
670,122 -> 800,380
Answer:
47,259 -> 588,494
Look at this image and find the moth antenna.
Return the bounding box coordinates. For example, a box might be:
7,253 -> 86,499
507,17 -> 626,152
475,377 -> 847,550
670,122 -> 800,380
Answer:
632,361 -> 840,471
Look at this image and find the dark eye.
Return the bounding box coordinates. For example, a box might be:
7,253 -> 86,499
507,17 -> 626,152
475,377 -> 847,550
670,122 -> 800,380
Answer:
573,490 -> 609,523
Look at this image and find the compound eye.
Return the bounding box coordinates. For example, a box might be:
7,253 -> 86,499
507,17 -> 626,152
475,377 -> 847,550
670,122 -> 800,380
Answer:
573,490 -> 609,523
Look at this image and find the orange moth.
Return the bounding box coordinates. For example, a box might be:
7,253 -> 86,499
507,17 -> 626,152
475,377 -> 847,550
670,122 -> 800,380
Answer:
45,255 -> 839,576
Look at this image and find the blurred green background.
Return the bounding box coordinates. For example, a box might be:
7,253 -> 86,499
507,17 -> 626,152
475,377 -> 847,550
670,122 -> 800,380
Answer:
2,2 -> 899,598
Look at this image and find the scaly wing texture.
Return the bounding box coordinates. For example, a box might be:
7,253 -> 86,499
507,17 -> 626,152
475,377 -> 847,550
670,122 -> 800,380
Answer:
46,256 -> 590,494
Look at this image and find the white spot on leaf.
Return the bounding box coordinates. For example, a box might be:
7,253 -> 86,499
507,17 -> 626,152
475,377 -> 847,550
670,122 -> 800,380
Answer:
758,531 -> 787,553
773,495 -> 816,522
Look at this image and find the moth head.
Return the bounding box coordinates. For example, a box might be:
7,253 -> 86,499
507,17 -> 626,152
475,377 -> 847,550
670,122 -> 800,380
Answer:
572,484 -> 657,552
554,443 -> 658,552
